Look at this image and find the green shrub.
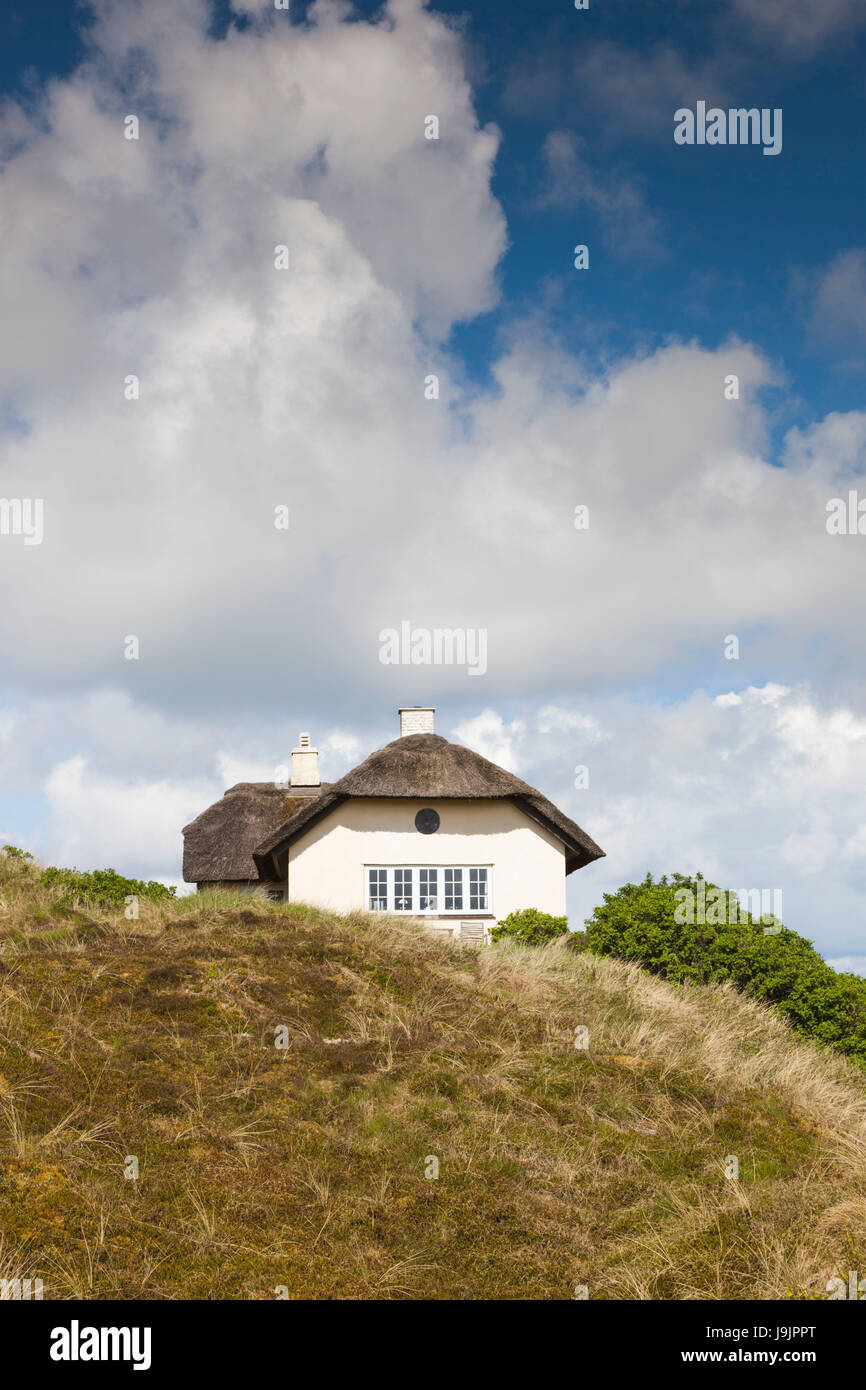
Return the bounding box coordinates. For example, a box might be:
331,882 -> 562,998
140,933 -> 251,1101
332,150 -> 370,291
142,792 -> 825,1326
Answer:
490,908 -> 569,946
1,845 -> 36,882
578,872 -> 866,1065
39,865 -> 176,910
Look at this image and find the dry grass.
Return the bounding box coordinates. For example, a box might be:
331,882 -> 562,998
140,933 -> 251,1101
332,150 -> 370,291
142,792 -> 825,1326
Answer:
0,862 -> 864,1299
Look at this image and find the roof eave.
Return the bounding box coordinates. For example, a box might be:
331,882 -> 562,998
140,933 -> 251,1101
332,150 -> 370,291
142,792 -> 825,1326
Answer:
252,794 -> 347,879
509,795 -> 605,875
564,847 -> 606,875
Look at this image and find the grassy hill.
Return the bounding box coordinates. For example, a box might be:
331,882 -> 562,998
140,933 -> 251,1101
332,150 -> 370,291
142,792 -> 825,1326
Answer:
1,868 -> 865,1300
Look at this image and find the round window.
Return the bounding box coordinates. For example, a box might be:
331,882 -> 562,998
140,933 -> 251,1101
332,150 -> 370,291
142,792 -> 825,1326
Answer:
414,808 -> 440,834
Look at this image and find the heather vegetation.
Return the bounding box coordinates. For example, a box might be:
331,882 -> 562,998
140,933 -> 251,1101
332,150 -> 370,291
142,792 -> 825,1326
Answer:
1,850 -> 864,1300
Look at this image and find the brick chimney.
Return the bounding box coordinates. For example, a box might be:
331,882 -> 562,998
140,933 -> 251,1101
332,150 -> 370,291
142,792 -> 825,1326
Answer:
399,707 -> 435,736
290,732 -> 320,786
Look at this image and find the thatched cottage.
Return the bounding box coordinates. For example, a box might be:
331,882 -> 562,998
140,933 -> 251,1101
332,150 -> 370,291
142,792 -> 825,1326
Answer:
182,708 -> 604,939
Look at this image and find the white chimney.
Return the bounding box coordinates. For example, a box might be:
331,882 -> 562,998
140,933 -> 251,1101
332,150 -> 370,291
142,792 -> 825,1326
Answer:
290,732 -> 320,786
399,707 -> 435,737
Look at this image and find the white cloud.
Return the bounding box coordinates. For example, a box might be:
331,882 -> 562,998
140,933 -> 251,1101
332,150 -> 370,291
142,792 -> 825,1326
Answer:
450,709 -> 525,773
827,956 -> 866,978
321,730 -> 365,774
44,754 -> 213,880
557,683 -> 866,960
1,4 -> 866,714
535,706 -> 608,742
216,751 -> 278,787
452,686 -> 866,967
0,0 -> 510,718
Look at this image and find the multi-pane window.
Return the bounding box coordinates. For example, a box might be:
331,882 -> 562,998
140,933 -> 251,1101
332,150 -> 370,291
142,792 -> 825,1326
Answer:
394,868 -> 413,911
365,867 -> 490,914
444,868 -> 463,911
469,868 -> 488,911
368,868 -> 388,911
419,868 -> 438,911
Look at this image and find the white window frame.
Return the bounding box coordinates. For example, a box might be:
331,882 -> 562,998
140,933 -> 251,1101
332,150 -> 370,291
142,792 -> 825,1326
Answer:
365,866 -> 492,915
367,867 -> 388,911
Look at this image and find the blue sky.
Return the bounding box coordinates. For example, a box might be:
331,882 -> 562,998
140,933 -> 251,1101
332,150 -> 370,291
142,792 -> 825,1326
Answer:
1,0 -> 866,966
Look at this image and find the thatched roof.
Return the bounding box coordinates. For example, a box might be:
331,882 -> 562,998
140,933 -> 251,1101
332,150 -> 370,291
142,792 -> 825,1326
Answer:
182,782 -> 331,884
252,734 -> 604,880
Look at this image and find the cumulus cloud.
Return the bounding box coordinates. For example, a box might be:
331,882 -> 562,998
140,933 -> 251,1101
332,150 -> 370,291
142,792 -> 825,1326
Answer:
448,688 -> 866,966
450,708 -> 525,772
43,753 -> 211,883
0,0 -> 506,717
2,0 -> 866,721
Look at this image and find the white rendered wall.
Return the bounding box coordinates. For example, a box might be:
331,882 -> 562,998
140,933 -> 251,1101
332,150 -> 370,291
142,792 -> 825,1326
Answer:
286,797 -> 567,919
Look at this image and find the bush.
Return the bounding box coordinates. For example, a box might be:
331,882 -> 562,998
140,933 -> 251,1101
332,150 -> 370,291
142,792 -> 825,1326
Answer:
490,908 -> 569,947
39,865 -> 176,910
579,872 -> 866,1065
